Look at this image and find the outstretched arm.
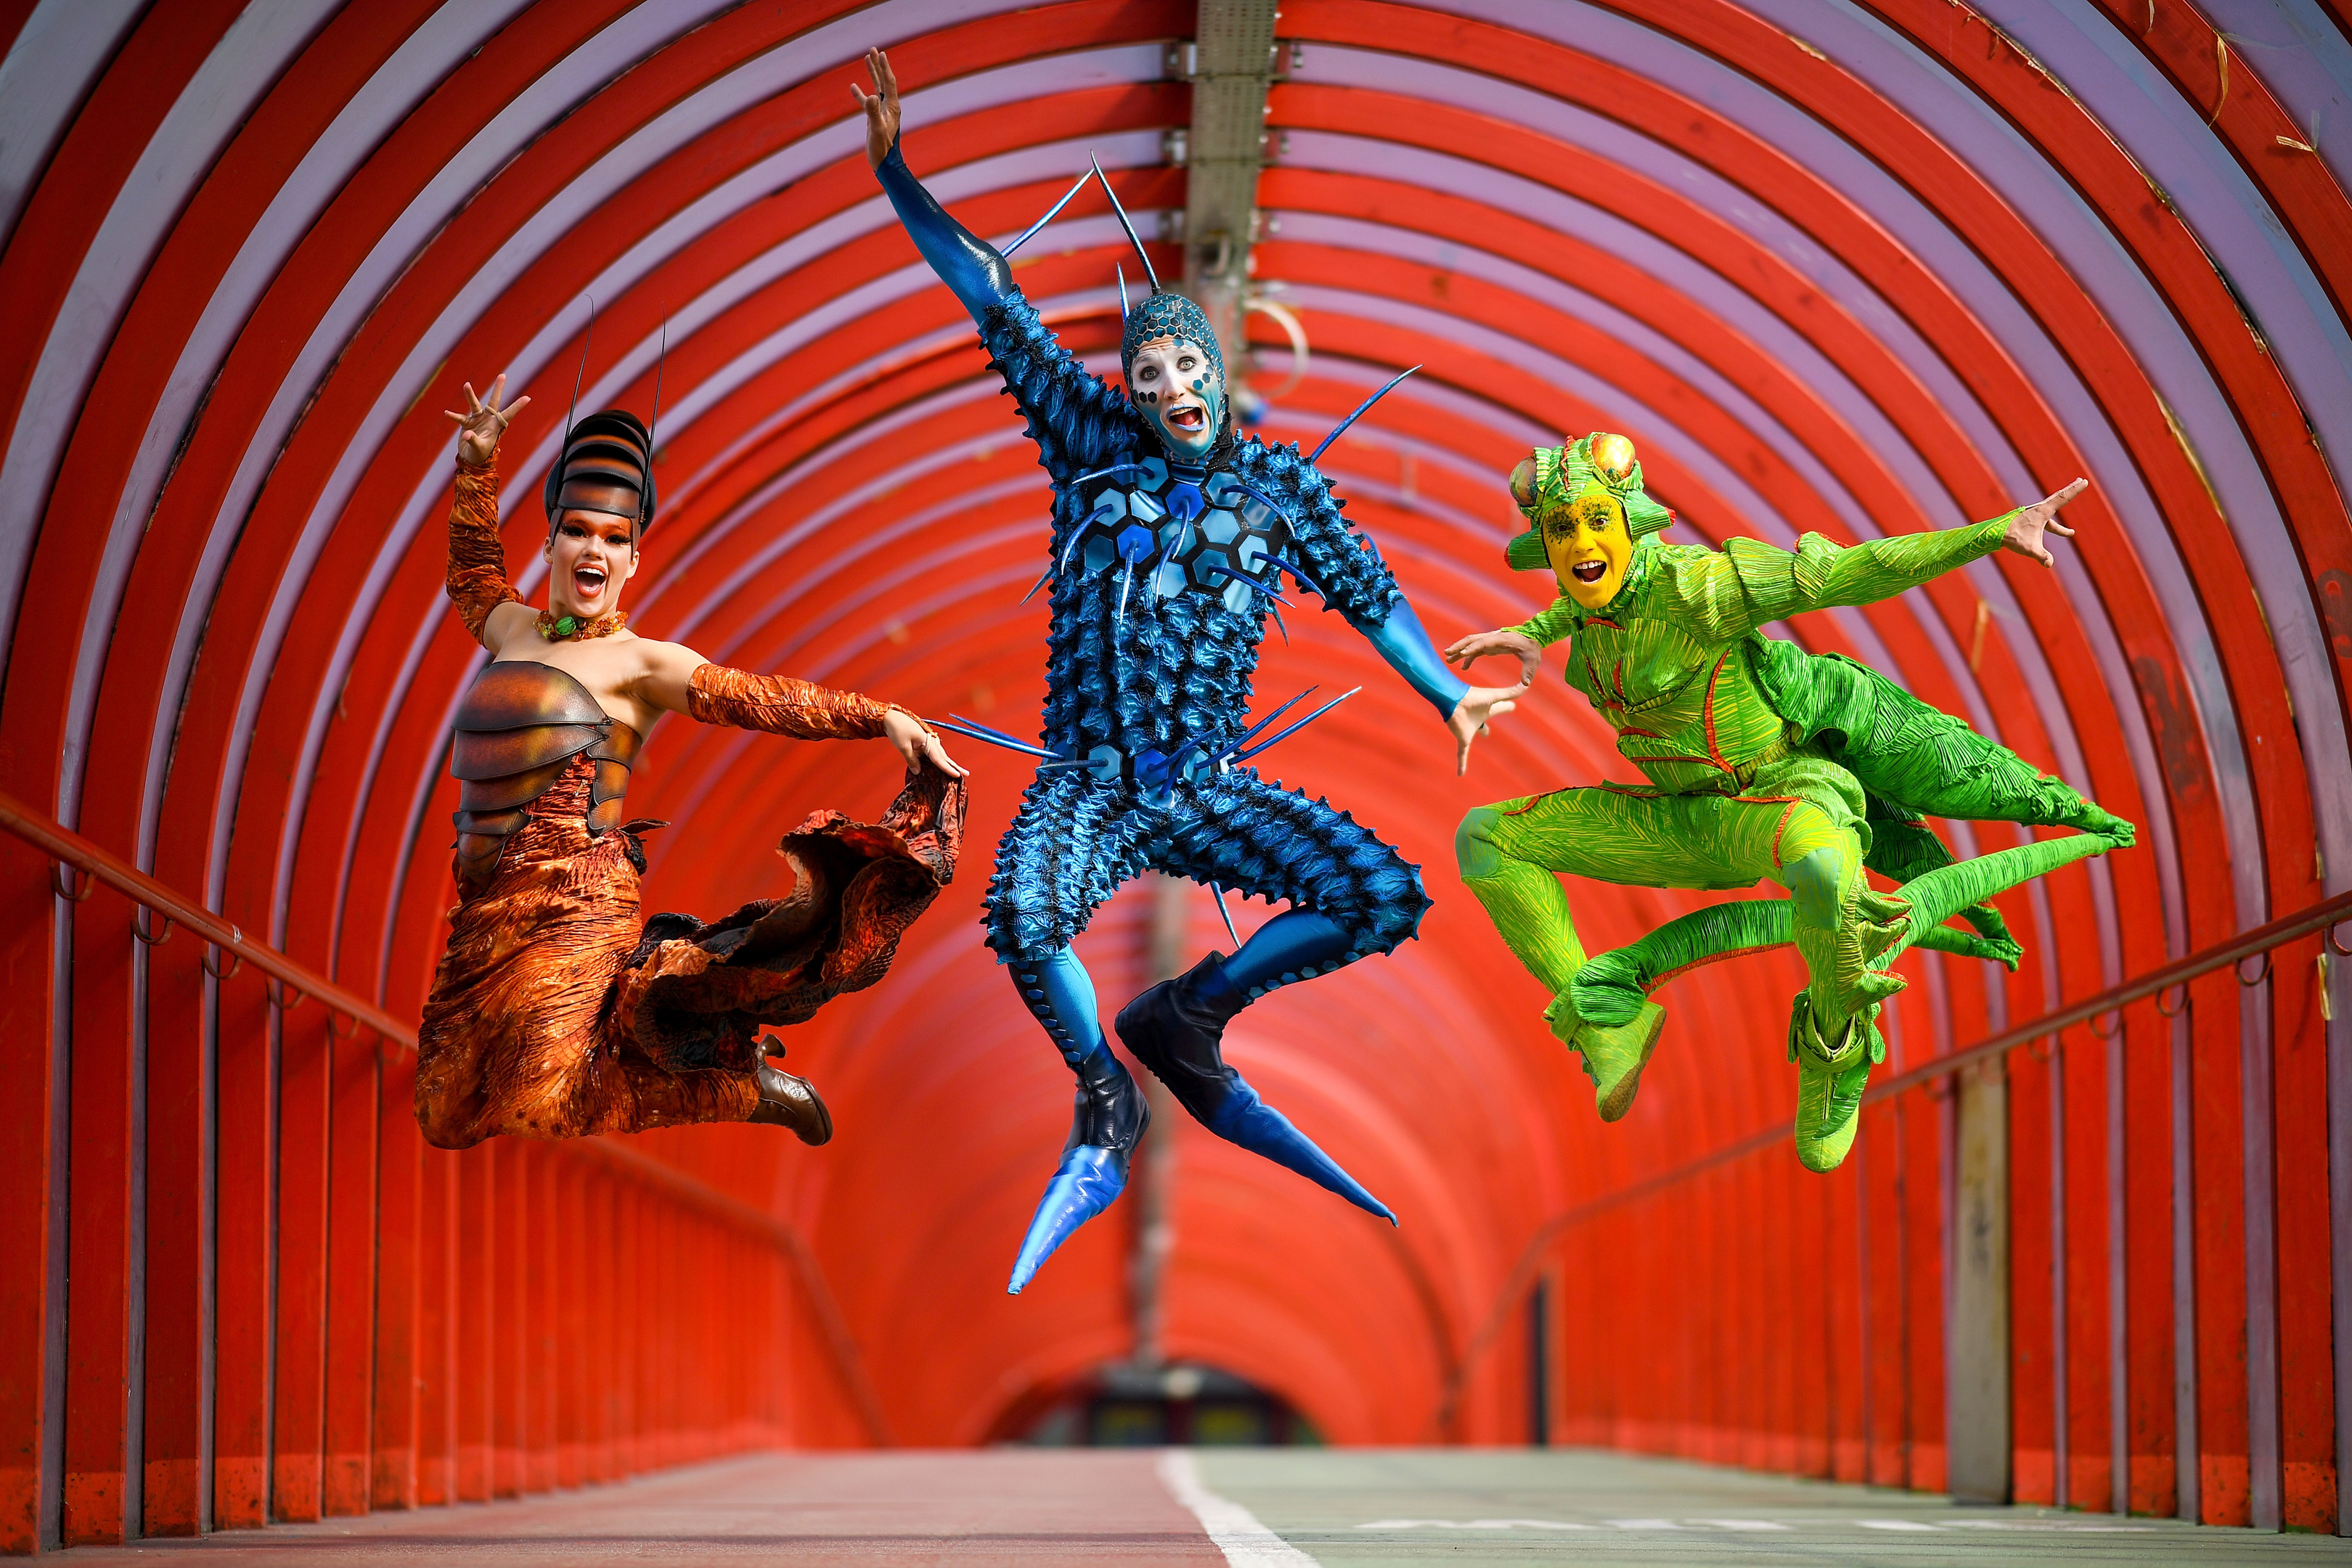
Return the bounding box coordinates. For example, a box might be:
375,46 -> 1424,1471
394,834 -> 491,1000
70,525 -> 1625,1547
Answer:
634,639 -> 966,775
1694,480 -> 2090,643
1280,468 -> 1524,772
856,49 -> 1013,324
855,49 -> 1136,480
441,374 -> 537,654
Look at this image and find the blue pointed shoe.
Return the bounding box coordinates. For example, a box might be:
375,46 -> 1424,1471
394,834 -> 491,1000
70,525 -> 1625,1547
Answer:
1006,1048 -> 1149,1294
1115,954 -> 1395,1224
1204,1078 -> 1395,1222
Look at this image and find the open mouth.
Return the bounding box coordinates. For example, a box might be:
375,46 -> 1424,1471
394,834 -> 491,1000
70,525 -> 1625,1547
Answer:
1571,560 -> 1608,585
573,564 -> 608,599
1165,403 -> 1206,433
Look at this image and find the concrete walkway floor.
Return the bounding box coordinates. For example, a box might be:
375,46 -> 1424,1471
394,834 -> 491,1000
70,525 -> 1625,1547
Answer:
49,1447 -> 2352,1565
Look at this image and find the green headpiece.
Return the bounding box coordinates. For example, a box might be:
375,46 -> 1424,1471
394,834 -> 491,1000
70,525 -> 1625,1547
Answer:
1504,432 -> 1675,571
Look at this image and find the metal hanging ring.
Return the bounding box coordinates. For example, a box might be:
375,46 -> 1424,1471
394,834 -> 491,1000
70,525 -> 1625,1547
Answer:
200,944 -> 243,981
130,907 -> 173,946
52,864 -> 93,902
2329,921 -> 2352,957
269,979 -> 307,1013
2156,983 -> 2191,1017
2088,1008 -> 2123,1040
2236,951 -> 2273,987
328,1009 -> 358,1040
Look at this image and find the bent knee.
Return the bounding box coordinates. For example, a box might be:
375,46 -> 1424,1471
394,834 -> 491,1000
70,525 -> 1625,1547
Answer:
1785,845 -> 1846,930
1455,805 -> 1508,881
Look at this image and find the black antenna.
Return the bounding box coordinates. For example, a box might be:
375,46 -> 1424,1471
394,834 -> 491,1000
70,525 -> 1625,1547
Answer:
642,311 -> 667,532
565,294 -> 597,452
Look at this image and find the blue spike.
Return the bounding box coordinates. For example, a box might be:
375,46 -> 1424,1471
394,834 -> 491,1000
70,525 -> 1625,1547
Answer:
1034,759 -> 1101,772
1231,478 -> 1293,525
1230,686 -> 1319,752
949,711 -> 1056,752
1018,561 -> 1055,603
1209,883 -> 1242,950
1204,563 -> 1292,605
928,716 -> 1066,760
1204,1077 -> 1395,1223
1001,166 -> 1095,258
1307,366 -> 1421,465
1269,555 -> 1326,597
1008,1146 -> 1130,1294
1116,555 -> 1134,627
1233,686 -> 1362,764
1092,152 -> 1161,293
1268,600 -> 1287,645
1116,261 -> 1130,322
1069,462 -> 1149,487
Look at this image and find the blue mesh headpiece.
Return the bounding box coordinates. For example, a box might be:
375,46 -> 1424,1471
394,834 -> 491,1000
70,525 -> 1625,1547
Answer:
1120,290 -> 1223,381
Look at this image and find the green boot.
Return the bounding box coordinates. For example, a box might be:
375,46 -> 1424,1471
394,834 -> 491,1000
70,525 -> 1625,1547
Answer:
1547,991 -> 1666,1123
1788,995 -> 1880,1172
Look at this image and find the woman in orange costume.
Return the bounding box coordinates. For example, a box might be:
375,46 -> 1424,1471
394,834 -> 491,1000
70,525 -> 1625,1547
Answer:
417,373 -> 966,1151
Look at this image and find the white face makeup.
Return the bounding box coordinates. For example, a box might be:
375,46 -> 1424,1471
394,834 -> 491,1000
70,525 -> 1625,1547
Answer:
544,510 -> 640,620
1125,336 -> 1222,460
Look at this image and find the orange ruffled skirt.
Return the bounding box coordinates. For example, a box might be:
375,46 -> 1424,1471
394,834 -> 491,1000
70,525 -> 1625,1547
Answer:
415,757 -> 960,1150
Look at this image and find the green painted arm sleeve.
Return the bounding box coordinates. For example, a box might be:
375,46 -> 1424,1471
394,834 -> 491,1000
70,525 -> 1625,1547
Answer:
1690,513 -> 2014,641
1511,596 -> 1583,647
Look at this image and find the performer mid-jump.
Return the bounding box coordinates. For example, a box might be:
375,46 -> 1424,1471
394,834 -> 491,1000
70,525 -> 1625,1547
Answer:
417,375 -> 965,1151
855,50 -> 1525,1290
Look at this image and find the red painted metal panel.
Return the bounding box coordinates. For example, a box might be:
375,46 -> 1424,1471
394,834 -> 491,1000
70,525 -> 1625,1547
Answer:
455,1145 -> 493,1504
372,1053 -> 422,1512
213,976 -> 274,1532
62,887 -> 136,1545
412,1143 -> 455,1510
0,844 -> 56,1554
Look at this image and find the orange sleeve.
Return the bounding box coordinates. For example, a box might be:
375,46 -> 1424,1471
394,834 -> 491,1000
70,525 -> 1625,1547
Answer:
446,457 -> 523,641
687,661 -> 894,741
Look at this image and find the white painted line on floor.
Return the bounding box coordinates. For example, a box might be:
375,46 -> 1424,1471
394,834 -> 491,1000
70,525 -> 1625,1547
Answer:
1157,1450 -> 1320,1567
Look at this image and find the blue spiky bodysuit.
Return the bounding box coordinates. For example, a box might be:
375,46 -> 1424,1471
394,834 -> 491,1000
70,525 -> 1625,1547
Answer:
875,139 -> 1467,1291
976,294 -> 1433,969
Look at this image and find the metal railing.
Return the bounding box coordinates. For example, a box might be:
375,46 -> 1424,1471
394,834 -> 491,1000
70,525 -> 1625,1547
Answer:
1429,884 -> 2352,1440
0,786 -> 893,1446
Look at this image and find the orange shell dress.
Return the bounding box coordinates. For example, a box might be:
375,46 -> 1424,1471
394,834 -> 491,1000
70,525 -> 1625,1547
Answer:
414,458 -> 963,1150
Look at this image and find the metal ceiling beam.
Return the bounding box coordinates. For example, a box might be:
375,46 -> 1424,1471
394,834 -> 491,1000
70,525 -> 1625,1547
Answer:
1175,0 -> 1282,369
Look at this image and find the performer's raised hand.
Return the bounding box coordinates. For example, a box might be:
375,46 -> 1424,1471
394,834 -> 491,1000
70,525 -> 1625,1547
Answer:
444,374 -> 529,467
1448,681 -> 1529,778
1445,628 -> 1543,688
2000,477 -> 2087,568
883,709 -> 967,778
852,47 -> 902,170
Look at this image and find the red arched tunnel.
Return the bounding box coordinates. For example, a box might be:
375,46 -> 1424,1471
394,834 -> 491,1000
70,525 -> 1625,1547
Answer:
2,0 -> 2348,1551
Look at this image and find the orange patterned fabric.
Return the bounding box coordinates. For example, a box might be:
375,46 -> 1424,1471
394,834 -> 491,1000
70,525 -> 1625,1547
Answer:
415,754 -> 963,1151
688,660 -> 894,741
444,456 -> 522,641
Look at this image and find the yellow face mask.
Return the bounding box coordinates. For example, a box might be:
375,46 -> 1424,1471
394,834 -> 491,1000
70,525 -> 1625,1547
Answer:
1543,483 -> 1633,609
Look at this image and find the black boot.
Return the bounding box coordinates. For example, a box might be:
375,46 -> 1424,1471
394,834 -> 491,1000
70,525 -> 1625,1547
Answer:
1116,954 -> 1392,1221
1113,953 -> 1247,1122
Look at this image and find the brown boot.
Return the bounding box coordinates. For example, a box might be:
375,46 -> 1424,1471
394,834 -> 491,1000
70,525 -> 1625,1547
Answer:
747,1038 -> 832,1145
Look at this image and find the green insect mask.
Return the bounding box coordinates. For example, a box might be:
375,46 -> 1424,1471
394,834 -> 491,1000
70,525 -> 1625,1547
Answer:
1504,433 -> 1675,609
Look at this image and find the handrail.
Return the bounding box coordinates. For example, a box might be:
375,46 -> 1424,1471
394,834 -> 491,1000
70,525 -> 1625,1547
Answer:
0,787 -> 415,1048
0,788 -> 894,1446
1428,884 -> 2352,1440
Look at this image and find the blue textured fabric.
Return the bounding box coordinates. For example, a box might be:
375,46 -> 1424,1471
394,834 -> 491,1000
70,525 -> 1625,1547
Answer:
875,142 -> 1013,324
1009,947 -> 1106,1069
1214,910 -> 1354,1000
984,769 -> 1429,987
1364,598 -> 1469,716
1122,290 -> 1222,380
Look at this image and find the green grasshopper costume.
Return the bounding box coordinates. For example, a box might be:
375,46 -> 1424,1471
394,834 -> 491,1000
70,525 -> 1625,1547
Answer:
1455,436 -> 2133,1170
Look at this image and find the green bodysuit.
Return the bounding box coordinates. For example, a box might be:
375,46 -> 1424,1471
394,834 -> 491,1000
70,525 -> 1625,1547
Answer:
1458,437 -> 2131,1170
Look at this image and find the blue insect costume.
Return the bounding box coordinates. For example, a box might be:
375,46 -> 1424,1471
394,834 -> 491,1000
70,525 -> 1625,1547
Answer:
874,142 -> 1474,1291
